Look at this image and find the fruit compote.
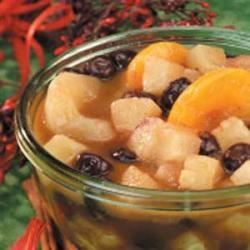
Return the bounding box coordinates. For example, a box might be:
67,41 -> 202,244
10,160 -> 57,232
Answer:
32,42 -> 250,249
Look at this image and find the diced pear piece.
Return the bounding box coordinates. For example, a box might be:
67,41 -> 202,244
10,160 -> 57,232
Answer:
128,118 -> 201,165
154,162 -> 183,188
143,56 -> 184,95
111,97 -> 162,132
171,231 -> 207,250
186,44 -> 226,73
230,161 -> 250,185
183,68 -> 201,82
45,72 -> 115,142
212,117 -> 250,151
44,134 -> 88,164
226,55 -> 250,70
121,165 -> 160,189
179,155 -> 224,190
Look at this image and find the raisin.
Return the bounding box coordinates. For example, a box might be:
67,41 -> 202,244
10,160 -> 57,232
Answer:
111,147 -> 137,163
112,50 -> 136,70
74,153 -> 113,179
199,132 -> 221,157
223,143 -> 250,173
160,77 -> 191,116
122,91 -> 158,104
83,56 -> 117,79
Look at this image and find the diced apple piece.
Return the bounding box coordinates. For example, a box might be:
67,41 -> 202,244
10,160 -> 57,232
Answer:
186,45 -> 226,73
183,68 -> 201,82
45,72 -> 115,142
128,118 -> 201,164
121,165 -> 160,189
154,162 -> 183,188
230,161 -> 250,185
179,155 -> 224,190
212,116 -> 250,151
143,56 -> 184,95
170,231 -> 207,250
111,97 -> 162,133
44,134 -> 88,164
226,55 -> 250,70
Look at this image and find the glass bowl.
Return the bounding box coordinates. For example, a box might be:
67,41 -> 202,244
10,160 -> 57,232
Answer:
15,27 -> 250,250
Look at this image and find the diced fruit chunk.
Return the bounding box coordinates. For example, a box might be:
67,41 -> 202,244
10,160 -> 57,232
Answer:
179,155 -> 224,190
111,97 -> 161,132
143,57 -> 184,95
212,117 -> 250,151
128,118 -> 201,165
186,44 -> 226,73
154,162 -> 183,188
45,72 -> 115,142
183,68 -> 201,82
44,134 -> 88,164
121,165 -> 160,189
226,55 -> 250,70
126,42 -> 188,90
170,231 -> 207,250
168,68 -> 250,131
230,161 -> 250,185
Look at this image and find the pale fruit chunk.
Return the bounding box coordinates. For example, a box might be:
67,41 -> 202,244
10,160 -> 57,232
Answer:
214,213 -> 250,240
154,162 -> 183,188
183,68 -> 201,82
121,165 -> 160,189
179,155 -> 224,190
44,134 -> 88,164
143,56 -> 184,95
212,116 -> 250,151
226,55 -> 250,70
111,97 -> 162,132
230,161 -> 250,185
45,72 -> 115,142
128,118 -> 201,165
186,44 -> 226,73
170,231 -> 207,250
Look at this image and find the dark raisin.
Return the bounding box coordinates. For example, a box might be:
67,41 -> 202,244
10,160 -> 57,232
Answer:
178,218 -> 196,228
112,50 -> 136,70
122,91 -> 158,104
226,53 -> 237,58
111,147 -> 137,163
223,143 -> 250,173
199,132 -> 221,157
160,77 -> 191,116
74,153 -> 113,179
83,56 -> 116,79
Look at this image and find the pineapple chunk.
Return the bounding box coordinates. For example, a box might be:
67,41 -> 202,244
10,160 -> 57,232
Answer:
154,162 -> 183,188
183,68 -> 201,82
121,165 -> 160,189
143,56 -> 184,95
230,161 -> 250,185
44,134 -> 88,164
45,72 -> 115,142
212,116 -> 250,151
186,44 -> 226,73
128,118 -> 201,164
179,155 -> 224,190
226,55 -> 250,70
111,97 -> 161,132
170,231 -> 207,250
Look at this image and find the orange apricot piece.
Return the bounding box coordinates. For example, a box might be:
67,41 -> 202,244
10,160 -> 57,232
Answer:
126,42 -> 188,90
168,68 -> 250,131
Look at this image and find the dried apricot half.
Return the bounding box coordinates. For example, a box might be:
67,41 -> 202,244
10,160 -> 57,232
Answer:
126,42 -> 188,90
168,68 -> 250,131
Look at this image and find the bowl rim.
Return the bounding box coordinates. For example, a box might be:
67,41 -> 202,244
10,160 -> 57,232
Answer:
15,26 -> 250,201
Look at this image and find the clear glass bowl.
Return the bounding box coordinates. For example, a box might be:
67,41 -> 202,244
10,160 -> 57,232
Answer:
15,27 -> 250,250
